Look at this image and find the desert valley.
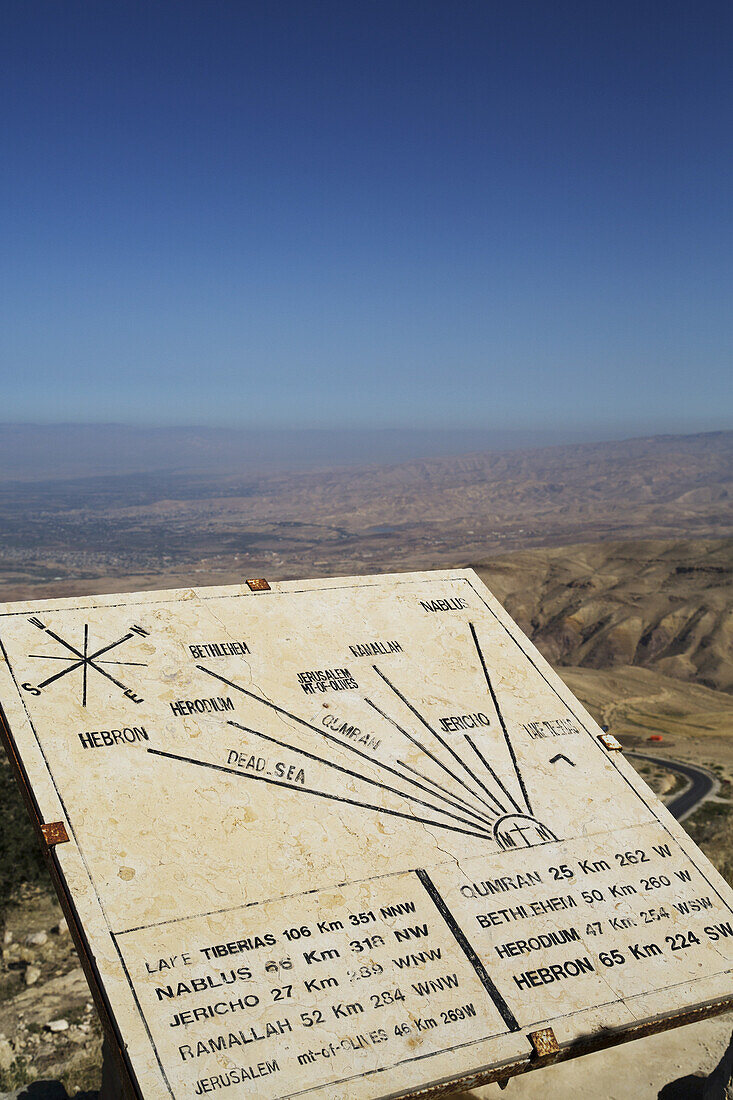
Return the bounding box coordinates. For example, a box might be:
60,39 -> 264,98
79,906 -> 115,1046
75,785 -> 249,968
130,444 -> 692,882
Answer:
0,428 -> 732,1096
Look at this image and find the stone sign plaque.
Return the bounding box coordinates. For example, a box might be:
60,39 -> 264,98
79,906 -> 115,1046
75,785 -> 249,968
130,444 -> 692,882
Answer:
0,569 -> 731,1099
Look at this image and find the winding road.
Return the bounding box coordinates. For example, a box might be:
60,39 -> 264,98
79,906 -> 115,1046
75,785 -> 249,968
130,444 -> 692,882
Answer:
626,751 -> 716,821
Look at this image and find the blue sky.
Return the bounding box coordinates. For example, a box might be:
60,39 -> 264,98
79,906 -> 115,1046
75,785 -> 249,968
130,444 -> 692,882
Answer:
1,1 -> 731,434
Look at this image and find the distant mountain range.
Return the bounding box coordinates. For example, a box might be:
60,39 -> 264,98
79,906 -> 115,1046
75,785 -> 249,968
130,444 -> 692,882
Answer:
0,422 -> 614,481
0,429 -> 730,602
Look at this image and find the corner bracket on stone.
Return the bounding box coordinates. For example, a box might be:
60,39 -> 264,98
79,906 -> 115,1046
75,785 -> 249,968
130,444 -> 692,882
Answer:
41,821 -> 70,847
528,1027 -> 560,1060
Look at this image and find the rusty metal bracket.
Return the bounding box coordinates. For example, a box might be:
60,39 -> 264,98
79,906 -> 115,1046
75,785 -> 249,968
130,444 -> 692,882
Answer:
246,578 -> 271,592
598,732 -> 623,751
41,821 -> 70,846
528,1027 -> 560,1060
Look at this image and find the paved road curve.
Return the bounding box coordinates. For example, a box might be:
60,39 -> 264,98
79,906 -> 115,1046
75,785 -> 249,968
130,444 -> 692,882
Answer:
627,751 -> 716,820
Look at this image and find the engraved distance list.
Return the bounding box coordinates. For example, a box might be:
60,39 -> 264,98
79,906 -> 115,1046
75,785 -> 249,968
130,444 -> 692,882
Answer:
117,822 -> 733,1098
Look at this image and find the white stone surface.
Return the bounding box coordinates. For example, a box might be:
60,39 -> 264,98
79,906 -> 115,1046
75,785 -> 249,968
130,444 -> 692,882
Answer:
0,569 -> 731,1099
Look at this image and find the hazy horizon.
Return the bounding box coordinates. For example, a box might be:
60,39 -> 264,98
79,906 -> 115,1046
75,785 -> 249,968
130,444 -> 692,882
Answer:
1,421 -> 730,484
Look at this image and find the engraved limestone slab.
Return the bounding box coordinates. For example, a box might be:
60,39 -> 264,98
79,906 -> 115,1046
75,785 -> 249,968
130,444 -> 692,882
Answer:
0,569 -> 731,1099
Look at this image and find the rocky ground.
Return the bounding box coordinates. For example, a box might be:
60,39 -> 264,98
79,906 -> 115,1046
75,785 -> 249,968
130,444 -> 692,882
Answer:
0,887 -> 103,1096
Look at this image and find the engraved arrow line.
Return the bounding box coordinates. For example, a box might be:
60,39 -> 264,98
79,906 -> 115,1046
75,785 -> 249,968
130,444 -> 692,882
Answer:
227,720 -> 494,837
463,735 -> 523,815
82,623 -> 88,708
371,666 -> 512,818
146,747 -> 491,840
468,621 -> 533,816
395,758 -> 499,826
28,656 -> 147,666
363,695 -> 506,820
197,665 -> 498,830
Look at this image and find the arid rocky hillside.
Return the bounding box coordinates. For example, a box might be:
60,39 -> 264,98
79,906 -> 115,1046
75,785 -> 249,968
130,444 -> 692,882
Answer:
478,538 -> 733,693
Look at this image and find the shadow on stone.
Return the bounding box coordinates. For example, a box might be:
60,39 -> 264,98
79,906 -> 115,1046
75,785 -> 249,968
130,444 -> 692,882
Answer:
5,1082 -> 69,1100
658,1074 -> 706,1099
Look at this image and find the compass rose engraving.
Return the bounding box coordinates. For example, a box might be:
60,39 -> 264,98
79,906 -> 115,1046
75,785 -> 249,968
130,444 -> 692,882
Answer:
23,618 -> 149,707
